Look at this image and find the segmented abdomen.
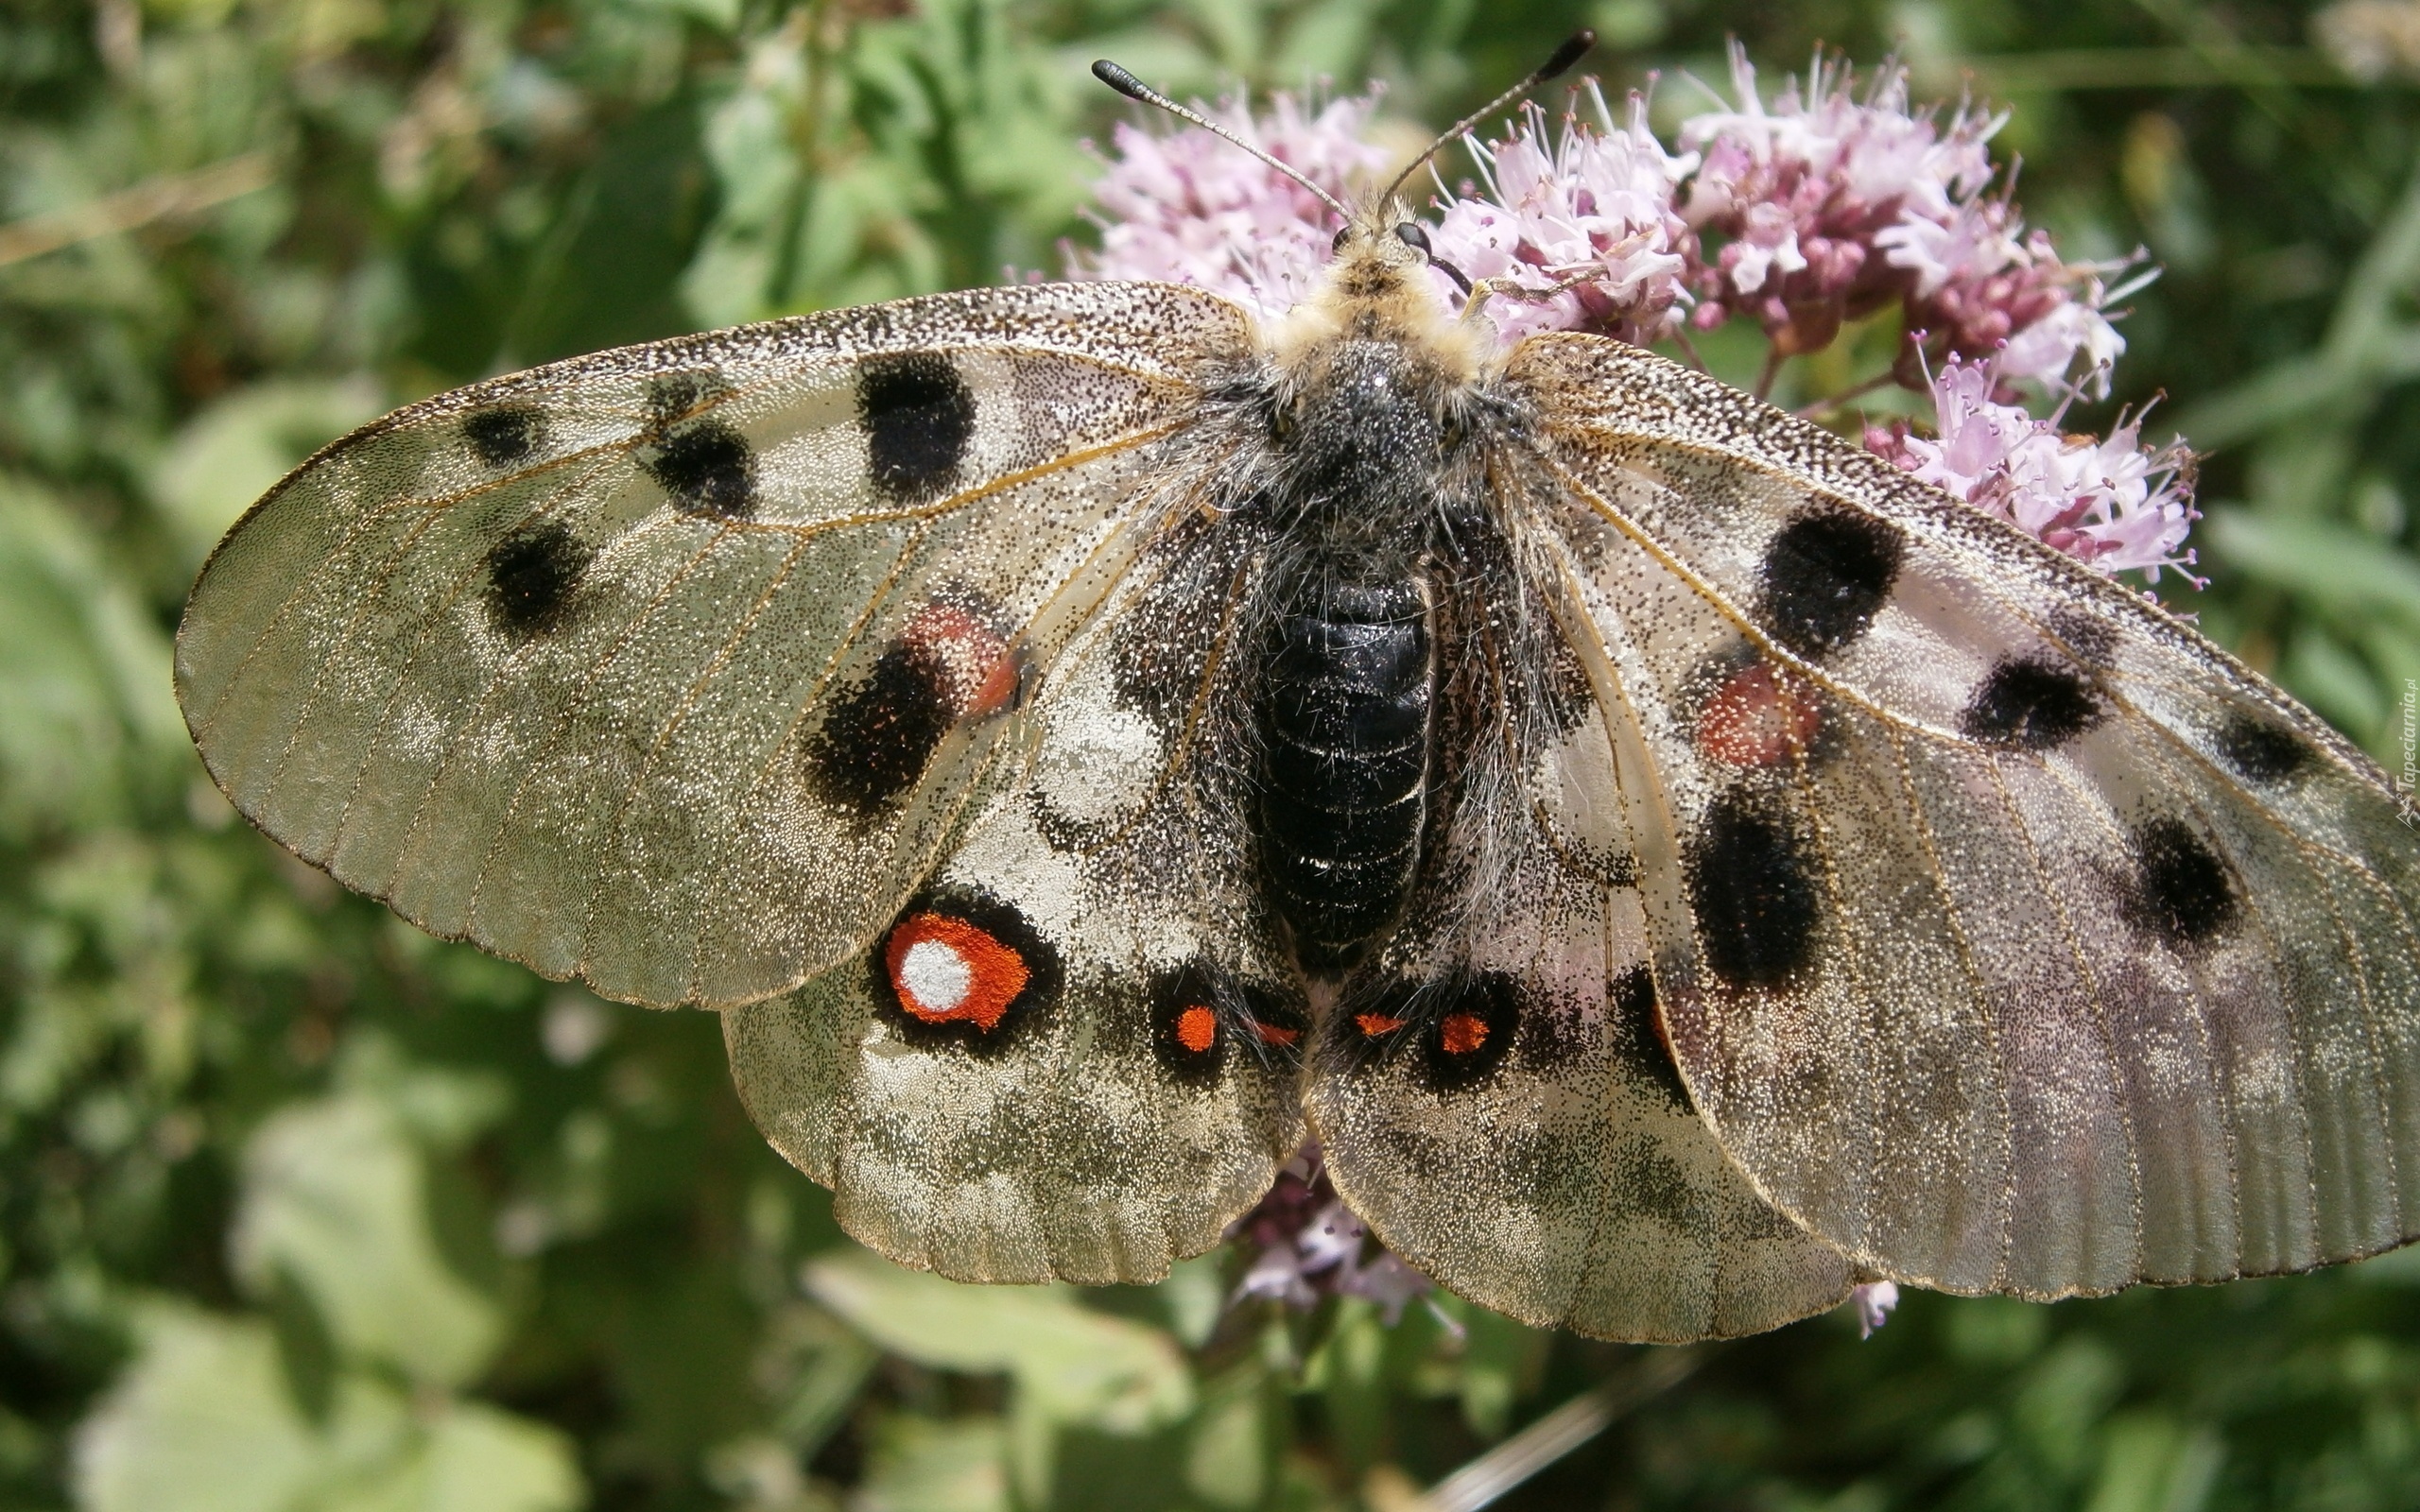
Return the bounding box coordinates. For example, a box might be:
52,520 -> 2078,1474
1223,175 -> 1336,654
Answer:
1255,579 -> 1431,971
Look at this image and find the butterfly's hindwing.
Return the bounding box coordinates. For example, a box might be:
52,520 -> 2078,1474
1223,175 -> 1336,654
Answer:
1518,335 -> 2420,1297
725,539 -> 1305,1282
176,284 -> 1249,1008
1305,791 -> 1855,1342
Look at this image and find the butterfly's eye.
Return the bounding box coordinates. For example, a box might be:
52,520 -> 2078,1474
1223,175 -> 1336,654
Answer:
1332,225 -> 1353,253
1392,220 -> 1473,296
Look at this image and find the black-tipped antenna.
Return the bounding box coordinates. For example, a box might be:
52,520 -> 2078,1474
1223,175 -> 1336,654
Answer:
1379,28 -> 1596,205
1091,60 -> 1354,224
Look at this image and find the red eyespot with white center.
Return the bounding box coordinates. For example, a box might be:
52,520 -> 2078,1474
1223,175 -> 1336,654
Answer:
883,911 -> 1029,1031
1695,661 -> 1824,767
902,602 -> 1020,719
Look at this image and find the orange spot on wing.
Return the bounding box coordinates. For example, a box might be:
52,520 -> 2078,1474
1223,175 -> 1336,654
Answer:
884,912 -> 1028,1030
1440,1012 -> 1489,1056
1696,662 -> 1823,767
969,653 -> 1021,715
1175,1004 -> 1219,1054
903,603 -> 1018,717
1355,1012 -> 1406,1038
1253,1020 -> 1302,1047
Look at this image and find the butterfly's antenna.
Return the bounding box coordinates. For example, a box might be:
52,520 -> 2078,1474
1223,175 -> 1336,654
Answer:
1379,28 -> 1596,207
1091,60 -> 1354,225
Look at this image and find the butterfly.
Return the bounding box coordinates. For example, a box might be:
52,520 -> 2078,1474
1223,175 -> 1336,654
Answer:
174,38 -> 2420,1345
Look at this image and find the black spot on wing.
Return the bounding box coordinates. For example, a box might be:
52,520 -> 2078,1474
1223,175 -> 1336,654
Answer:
859,352 -> 975,503
804,644 -> 952,816
1610,967 -> 1691,1113
643,421 -> 756,519
2126,816 -> 2238,948
1687,788 -> 1822,988
2214,713 -> 2309,784
2047,608 -> 2119,668
647,372 -> 719,426
1604,1143 -> 1701,1230
463,405 -> 544,467
1758,509 -> 1904,658
1961,657 -> 2105,750
484,521 -> 590,636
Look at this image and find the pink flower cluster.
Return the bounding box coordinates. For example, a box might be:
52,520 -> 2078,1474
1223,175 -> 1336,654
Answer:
1070,50 -> 2197,589
1866,357 -> 2201,582
1071,94 -> 1387,321
1424,86 -> 1696,344
1228,1143 -> 1434,1323
1076,50 -> 2131,394
1680,46 -> 1996,355
1683,47 -> 2136,393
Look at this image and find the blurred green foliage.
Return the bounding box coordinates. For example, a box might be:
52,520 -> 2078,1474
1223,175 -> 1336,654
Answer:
6,0 -> 2420,1507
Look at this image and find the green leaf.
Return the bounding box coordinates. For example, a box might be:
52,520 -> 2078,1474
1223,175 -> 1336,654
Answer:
2205,509 -> 2420,624
855,1414 -> 1011,1512
74,1304 -> 332,1512
71,1303 -> 580,1512
325,1401 -> 583,1512
2083,1413 -> 2223,1512
0,476 -> 185,829
230,1090 -> 503,1389
619,0 -> 743,31
1184,1365 -> 1267,1511
2282,627 -> 2389,743
2014,1337 -> 2125,1482
1156,1253 -> 1226,1349
804,1251 -> 1192,1435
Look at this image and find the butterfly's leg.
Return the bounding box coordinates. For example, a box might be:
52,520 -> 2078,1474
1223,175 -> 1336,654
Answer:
1461,271 -> 1601,326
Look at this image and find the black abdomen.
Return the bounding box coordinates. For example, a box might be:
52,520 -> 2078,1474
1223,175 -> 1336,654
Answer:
1256,580 -> 1431,971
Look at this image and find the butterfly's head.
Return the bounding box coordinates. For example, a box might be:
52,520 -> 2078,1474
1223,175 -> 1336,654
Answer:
1094,32 -> 1591,365
1325,206 -> 1443,284
1327,207 -> 1475,300
1266,207 -> 1485,389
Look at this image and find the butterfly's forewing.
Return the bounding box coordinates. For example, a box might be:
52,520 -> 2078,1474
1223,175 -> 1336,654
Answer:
724,522 -> 1305,1282
177,284 -> 1245,1008
1514,335 -> 2420,1297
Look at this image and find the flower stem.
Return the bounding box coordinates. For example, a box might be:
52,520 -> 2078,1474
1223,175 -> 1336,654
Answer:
1415,1347 -> 1712,1511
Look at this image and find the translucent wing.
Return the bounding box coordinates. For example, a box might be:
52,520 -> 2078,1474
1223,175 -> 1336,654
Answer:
1512,334 -> 2420,1297
1308,585 -> 1854,1341
725,521 -> 1305,1281
177,283 -> 1245,1008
